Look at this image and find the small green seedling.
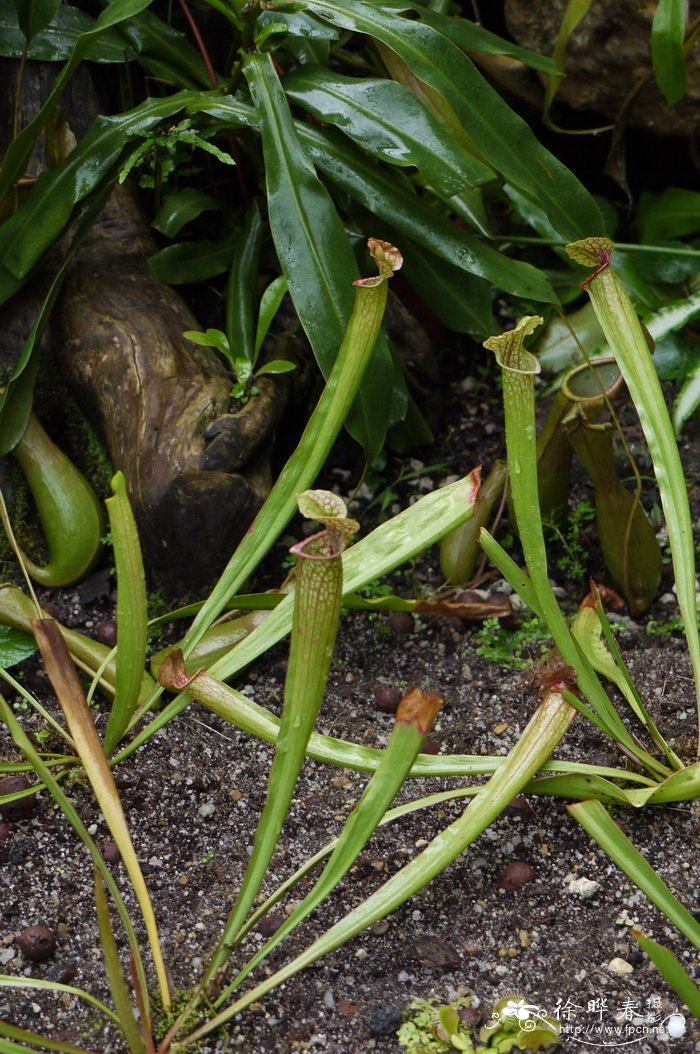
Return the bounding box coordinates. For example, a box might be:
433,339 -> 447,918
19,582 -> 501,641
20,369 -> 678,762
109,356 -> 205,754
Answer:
184,276 -> 295,404
398,995 -> 477,1053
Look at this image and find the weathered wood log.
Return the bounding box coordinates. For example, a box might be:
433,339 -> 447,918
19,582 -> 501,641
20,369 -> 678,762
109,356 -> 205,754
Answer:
1,62 -> 290,594
54,186 -> 290,593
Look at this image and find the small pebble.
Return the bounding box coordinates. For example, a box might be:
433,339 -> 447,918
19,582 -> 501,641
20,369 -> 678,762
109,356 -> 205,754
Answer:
198,802 -> 215,818
101,840 -> 121,865
0,777 -> 37,821
498,862 -> 534,890
256,913 -> 285,938
371,919 -> 390,936
413,934 -> 461,971
94,620 -> 117,647
388,612 -> 414,635
608,956 -> 634,977
566,876 -> 600,899
17,925 -> 57,962
369,1002 -> 402,1038
374,686 -> 402,713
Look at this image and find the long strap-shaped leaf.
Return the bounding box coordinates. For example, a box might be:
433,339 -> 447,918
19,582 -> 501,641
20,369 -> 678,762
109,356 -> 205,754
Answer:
214,689 -> 443,1005
243,50 -> 396,460
299,0 -> 603,241
30,620 -> 170,1012
567,238 -> 700,756
125,469 -> 479,759
568,799 -> 700,951
201,492 -> 357,985
181,687 -> 576,1045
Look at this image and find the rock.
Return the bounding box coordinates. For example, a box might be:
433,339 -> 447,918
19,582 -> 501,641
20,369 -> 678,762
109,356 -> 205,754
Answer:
498,862 -> 534,890
369,1001 -> 402,1037
388,611 -> 415,635
17,925 -> 56,962
374,686 -> 403,713
94,620 -> 117,647
0,777 -> 37,821
505,0 -> 700,136
566,876 -> 601,899
256,913 -> 285,938
607,956 -> 634,977
412,934 -> 461,972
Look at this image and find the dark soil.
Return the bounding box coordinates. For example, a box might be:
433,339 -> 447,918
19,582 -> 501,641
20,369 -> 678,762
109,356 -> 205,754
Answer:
1,351 -> 700,1053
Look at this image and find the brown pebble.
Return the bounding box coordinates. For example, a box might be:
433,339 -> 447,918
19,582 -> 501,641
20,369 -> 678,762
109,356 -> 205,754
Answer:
420,738 -> 439,755
256,912 -> 285,938
94,620 -> 117,647
388,611 -> 414,635
17,925 -> 57,962
40,602 -> 61,620
0,822 -> 11,843
337,999 -> 360,1018
413,934 -> 461,971
374,686 -> 402,713
371,919 -> 390,936
0,777 -> 37,821
498,861 -> 534,890
101,840 -> 121,864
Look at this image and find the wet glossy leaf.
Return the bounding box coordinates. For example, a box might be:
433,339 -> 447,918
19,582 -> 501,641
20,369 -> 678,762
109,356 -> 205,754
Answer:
226,201 -> 263,365
651,0 -> 687,105
283,66 -> 494,195
299,124 -> 557,302
0,626 -> 37,668
0,0 -> 127,60
116,9 -> 210,86
152,188 -> 218,237
0,91 -> 206,290
419,7 -> 558,73
148,233 -> 236,284
301,0 -> 603,242
398,236 -> 494,337
9,0 -> 60,42
243,51 -> 396,458
637,187 -> 700,244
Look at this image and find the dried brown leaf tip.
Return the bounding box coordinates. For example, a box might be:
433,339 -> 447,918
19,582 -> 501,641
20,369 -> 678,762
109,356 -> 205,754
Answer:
157,648 -> 197,691
396,686 -> 444,736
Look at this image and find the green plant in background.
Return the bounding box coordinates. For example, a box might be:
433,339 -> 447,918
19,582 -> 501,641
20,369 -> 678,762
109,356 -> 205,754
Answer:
475,616 -> 551,671
398,995 -> 477,1053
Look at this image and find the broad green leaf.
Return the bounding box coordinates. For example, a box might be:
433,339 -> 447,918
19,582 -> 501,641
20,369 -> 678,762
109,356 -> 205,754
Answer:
0,0 -> 163,206
257,9 -> 338,40
0,625 -> 36,668
182,328 -> 230,355
9,0 -> 60,42
0,0 -> 128,59
152,188 -> 218,237
637,187 -> 700,244
243,50 -> 395,458
0,92 -> 196,287
299,123 -> 557,302
651,0 -> 687,105
115,8 -> 210,87
255,359 -> 296,376
148,232 -> 237,284
225,201 -> 263,365
301,0 -> 603,241
398,236 -> 494,337
255,274 -> 289,354
418,7 -> 559,73
283,67 -> 495,196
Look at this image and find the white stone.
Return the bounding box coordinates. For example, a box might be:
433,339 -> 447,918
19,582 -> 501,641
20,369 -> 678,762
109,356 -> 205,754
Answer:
566,876 -> 601,899
607,957 -> 633,977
